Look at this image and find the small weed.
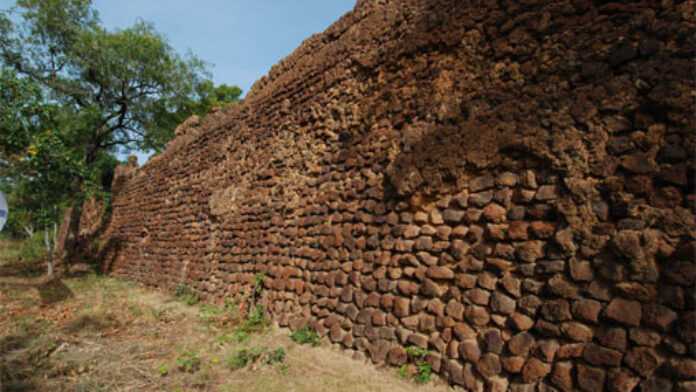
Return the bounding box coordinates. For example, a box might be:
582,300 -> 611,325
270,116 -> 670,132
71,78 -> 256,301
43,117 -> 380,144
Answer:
157,364 -> 169,377
232,330 -> 250,343
237,304 -> 268,334
398,364 -> 410,379
253,272 -> 266,294
199,304 -> 224,323
290,326 -> 320,346
277,362 -> 289,375
150,307 -> 167,321
226,347 -> 265,370
414,362 -> 432,384
216,329 -> 250,345
174,284 -> 200,306
402,346 -> 432,384
128,304 -> 143,318
405,346 -> 428,359
265,347 -> 286,365
176,351 -> 201,373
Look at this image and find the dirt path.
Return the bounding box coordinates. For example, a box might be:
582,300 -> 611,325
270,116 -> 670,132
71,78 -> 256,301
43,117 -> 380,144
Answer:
0,260 -> 455,392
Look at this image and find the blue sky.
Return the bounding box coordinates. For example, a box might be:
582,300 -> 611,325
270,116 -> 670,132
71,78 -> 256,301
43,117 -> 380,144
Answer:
1,0 -> 356,163
91,1 -> 356,94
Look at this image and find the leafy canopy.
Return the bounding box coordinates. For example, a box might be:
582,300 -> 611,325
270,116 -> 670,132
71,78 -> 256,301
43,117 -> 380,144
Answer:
0,0 -> 241,237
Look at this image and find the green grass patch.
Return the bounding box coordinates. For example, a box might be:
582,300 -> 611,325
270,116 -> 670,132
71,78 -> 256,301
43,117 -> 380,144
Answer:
402,346 -> 432,384
290,326 -> 320,346
237,304 -> 269,334
174,284 -> 200,306
226,347 -> 265,370
176,351 -> 201,373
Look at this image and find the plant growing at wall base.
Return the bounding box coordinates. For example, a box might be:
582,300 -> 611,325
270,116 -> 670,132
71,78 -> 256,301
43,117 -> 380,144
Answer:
403,346 -> 432,384
290,326 -> 321,346
237,304 -> 268,334
174,284 -> 199,306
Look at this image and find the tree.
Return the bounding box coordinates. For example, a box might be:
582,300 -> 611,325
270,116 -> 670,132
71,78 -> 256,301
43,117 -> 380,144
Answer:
0,0 -> 241,265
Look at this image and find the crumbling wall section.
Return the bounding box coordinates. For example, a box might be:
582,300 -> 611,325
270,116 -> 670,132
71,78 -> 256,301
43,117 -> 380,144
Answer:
88,1 -> 696,390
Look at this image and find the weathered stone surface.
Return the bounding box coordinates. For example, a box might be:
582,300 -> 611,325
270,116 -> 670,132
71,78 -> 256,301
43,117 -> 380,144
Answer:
466,305 -> 490,327
577,364 -> 606,392
459,338 -> 481,362
551,361 -> 574,392
483,203 -> 507,223
541,300 -> 572,322
561,322 -> 593,342
605,298 -> 642,327
508,332 -> 535,356
522,358 -> 551,383
625,347 -> 663,377
642,304 -> 678,332
477,353 -> 502,377
573,299 -> 602,323
387,346 -> 407,366
583,343 -> 623,367
608,368 -> 640,392
393,297 -> 410,318
491,292 -> 516,315
639,377 -> 673,392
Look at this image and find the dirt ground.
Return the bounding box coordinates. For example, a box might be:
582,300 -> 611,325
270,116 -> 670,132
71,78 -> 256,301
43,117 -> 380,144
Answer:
0,239 -> 455,392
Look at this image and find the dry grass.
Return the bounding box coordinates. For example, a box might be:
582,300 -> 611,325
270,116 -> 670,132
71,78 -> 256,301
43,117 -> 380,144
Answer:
0,243 -> 455,392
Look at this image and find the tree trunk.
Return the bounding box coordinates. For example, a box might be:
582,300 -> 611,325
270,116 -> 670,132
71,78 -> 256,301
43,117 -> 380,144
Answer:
44,227 -> 54,277
54,177 -> 85,272
55,145 -> 99,272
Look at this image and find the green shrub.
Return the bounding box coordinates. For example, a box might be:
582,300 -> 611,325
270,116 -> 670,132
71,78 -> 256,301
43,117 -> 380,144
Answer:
174,284 -> 200,306
226,347 -> 265,370
237,304 -> 268,334
405,346 -> 428,359
253,272 -> 266,294
216,330 -> 250,345
290,326 -> 321,346
265,348 -> 286,365
401,346 -> 432,384
398,364 -> 408,379
414,361 -> 432,384
176,351 -> 201,373
199,304 -> 223,322
157,364 -> 169,377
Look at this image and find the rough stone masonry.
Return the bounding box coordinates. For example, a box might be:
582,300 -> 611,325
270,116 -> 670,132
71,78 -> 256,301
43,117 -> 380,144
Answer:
79,0 -> 696,391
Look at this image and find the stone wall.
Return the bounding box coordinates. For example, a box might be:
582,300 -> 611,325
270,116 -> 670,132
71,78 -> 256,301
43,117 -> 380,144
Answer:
85,1 -> 696,390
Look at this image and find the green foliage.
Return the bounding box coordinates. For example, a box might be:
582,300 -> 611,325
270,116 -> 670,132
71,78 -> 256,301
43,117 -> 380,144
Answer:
226,346 -> 285,370
232,330 -> 250,344
175,351 -> 201,374
15,231 -> 48,262
157,363 -> 169,377
198,304 -> 223,323
290,326 -> 321,346
398,364 -> 410,380
253,272 -> 266,294
216,329 -> 250,346
405,346 -> 429,359
226,347 -> 265,370
0,0 -> 242,242
237,304 -> 268,334
174,284 -> 199,306
414,362 -> 432,384
402,346 -> 432,384
265,348 -> 286,365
